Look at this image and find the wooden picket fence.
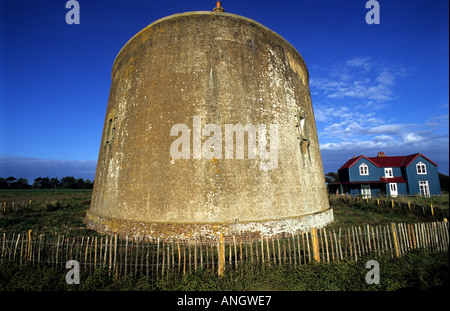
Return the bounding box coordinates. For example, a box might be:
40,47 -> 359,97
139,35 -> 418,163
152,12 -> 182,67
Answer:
1,221 -> 448,278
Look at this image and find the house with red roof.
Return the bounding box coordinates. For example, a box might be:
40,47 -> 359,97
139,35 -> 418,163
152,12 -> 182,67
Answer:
329,151 -> 441,197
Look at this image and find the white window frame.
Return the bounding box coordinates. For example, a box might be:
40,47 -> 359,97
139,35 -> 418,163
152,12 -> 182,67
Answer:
361,184 -> 371,198
384,168 -> 393,177
419,180 -> 430,197
416,162 -> 427,175
359,163 -> 369,176
389,183 -> 398,197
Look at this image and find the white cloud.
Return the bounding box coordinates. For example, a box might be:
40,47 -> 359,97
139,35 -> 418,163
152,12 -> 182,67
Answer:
364,124 -> 407,135
372,135 -> 395,142
310,57 -> 406,103
346,57 -> 373,71
400,132 -> 425,143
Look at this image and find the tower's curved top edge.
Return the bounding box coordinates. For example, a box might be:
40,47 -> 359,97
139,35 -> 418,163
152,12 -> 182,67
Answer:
112,11 -> 305,71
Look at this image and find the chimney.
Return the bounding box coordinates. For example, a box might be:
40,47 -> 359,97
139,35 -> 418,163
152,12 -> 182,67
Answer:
213,1 -> 225,12
377,151 -> 386,157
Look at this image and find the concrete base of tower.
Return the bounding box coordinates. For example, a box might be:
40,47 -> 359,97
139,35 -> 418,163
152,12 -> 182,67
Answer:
85,208 -> 334,240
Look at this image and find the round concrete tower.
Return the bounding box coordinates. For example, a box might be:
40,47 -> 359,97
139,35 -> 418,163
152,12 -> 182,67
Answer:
86,4 -> 333,239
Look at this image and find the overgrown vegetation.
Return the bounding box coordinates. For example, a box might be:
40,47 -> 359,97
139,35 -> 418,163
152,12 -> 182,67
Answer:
0,251 -> 447,291
0,190 -> 449,291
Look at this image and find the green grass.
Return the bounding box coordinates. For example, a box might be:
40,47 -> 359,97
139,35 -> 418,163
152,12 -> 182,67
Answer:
1,190 -> 447,235
327,194 -> 448,230
0,250 -> 447,291
0,189 -> 95,236
0,190 -> 448,291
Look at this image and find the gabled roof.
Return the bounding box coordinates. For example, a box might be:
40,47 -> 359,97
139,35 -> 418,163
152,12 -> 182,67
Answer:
400,153 -> 438,167
331,176 -> 406,185
338,153 -> 438,171
339,155 -> 366,170
369,156 -> 408,167
338,155 -> 379,170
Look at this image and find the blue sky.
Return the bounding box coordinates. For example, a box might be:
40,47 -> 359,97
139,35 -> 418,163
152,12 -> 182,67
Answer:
0,0 -> 448,183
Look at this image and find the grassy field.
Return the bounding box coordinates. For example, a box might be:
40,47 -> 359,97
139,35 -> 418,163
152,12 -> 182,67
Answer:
0,189 -> 448,291
0,189 -> 94,236
328,194 -> 449,230
0,251 -> 448,291
1,189 -> 447,234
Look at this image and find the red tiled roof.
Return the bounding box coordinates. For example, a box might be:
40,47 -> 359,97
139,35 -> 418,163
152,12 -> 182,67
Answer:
338,155 -> 378,170
400,153 -> 438,167
369,156 -> 406,167
379,177 -> 406,183
331,176 -> 406,185
338,153 -> 438,171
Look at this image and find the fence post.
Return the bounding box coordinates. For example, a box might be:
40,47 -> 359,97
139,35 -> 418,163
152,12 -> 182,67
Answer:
323,228 -> 329,262
1,233 -> 5,264
234,235 -> 238,269
194,237 -> 197,272
218,232 -> 225,277
391,223 -> 400,257
199,237 -> 203,269
276,235 -> 281,265
311,228 -> 320,262
156,237 -> 159,276
27,229 -> 32,263
260,235 -> 265,264
183,240 -> 186,275
114,234 -> 118,278
56,235 -> 60,267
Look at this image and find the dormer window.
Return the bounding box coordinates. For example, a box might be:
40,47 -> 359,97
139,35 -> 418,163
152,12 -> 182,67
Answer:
359,163 -> 369,175
384,168 -> 393,177
416,162 -> 427,174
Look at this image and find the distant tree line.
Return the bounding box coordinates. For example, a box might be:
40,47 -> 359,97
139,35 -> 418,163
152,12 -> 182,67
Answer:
0,176 -> 94,189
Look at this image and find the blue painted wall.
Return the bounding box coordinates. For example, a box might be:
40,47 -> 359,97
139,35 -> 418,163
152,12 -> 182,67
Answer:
405,156 -> 441,195
385,182 -> 407,195
397,182 -> 408,195
337,155 -> 440,196
391,167 -> 402,177
348,158 -> 381,182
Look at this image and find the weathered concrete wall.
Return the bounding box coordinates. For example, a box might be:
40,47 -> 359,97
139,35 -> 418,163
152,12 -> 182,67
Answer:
87,11 -> 333,239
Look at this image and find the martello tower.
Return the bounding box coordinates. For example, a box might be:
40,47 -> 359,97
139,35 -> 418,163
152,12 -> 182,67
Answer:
86,2 -> 333,239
